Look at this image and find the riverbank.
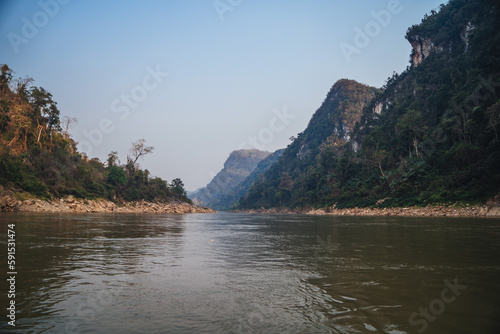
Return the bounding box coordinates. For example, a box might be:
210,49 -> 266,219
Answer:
235,197 -> 500,217
0,191 -> 215,214
2,190 -> 499,217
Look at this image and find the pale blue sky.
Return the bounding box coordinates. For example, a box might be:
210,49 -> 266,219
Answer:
0,0 -> 445,190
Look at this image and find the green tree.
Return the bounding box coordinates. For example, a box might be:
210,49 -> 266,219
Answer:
107,166 -> 127,186
396,109 -> 426,158
107,151 -> 119,167
170,178 -> 187,198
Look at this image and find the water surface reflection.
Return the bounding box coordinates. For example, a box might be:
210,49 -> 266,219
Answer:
1,213 -> 499,333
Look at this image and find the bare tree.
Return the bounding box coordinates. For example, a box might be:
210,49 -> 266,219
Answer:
61,116 -> 78,139
129,139 -> 154,165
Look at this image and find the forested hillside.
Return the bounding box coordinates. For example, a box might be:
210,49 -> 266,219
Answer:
238,79 -> 378,208
238,0 -> 500,210
0,65 -> 190,203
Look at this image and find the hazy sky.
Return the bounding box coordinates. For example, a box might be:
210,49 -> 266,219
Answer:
0,0 -> 445,190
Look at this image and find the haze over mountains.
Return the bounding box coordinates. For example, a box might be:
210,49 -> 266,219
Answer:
189,149 -> 271,210
1,0 -> 498,212
189,0 -> 500,211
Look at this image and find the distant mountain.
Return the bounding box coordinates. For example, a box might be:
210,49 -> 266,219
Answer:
215,148 -> 285,211
189,149 -> 270,210
237,0 -> 500,210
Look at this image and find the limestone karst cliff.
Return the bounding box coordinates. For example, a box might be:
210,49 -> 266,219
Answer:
236,0 -> 500,210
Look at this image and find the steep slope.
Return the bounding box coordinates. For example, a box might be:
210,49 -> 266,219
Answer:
217,148 -> 285,210
238,79 -> 378,208
190,149 -> 270,210
238,0 -> 500,210
349,0 -> 500,207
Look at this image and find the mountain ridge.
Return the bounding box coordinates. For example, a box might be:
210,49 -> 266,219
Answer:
238,79 -> 378,208
237,0 -> 500,210
189,149 -> 270,210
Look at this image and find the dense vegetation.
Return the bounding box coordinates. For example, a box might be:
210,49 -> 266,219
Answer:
238,0 -> 500,209
237,79 -> 378,208
0,65 -> 190,204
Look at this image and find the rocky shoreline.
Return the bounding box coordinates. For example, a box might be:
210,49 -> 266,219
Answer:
0,192 -> 215,214
235,196 -> 500,217
304,204 -> 500,217
2,190 -> 499,217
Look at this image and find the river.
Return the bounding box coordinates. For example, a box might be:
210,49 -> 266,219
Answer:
1,213 -> 499,333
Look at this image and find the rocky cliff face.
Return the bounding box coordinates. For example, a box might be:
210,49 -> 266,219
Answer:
405,3 -> 484,68
238,0 -> 500,211
408,35 -> 436,67
237,79 -> 378,209
215,149 -> 285,211
189,149 -> 270,210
